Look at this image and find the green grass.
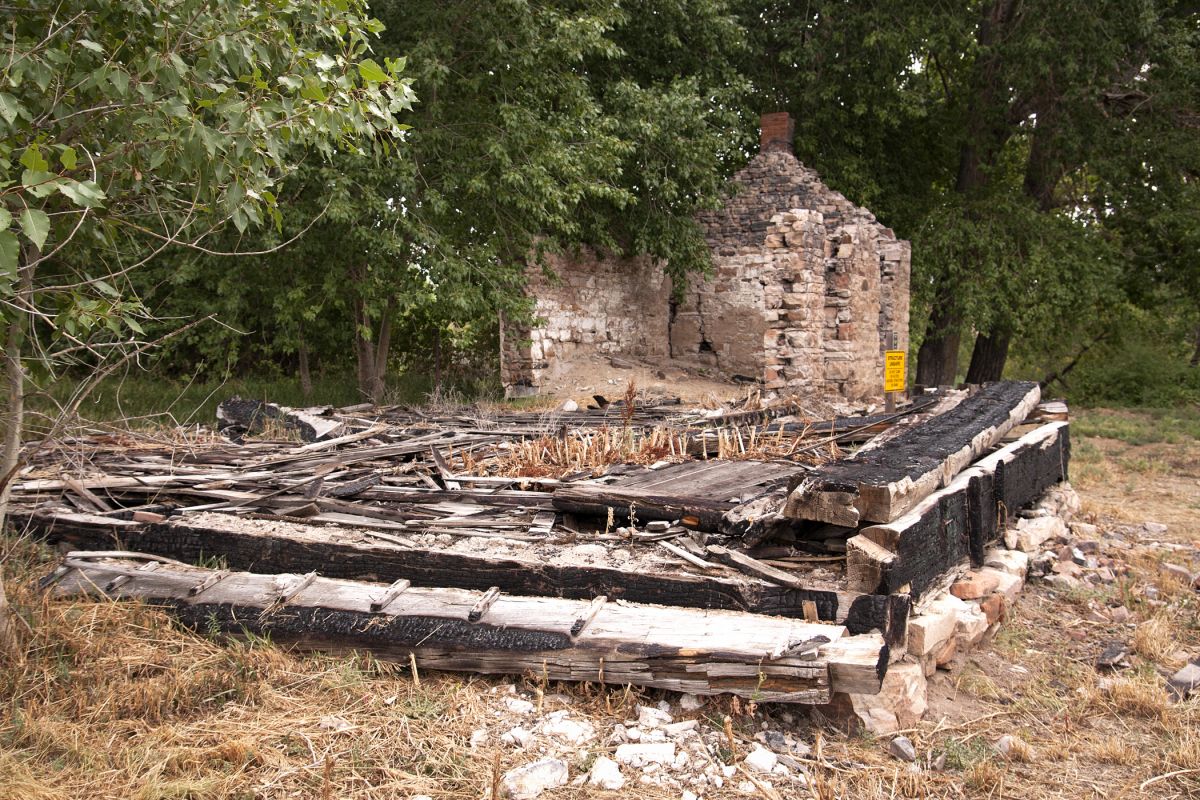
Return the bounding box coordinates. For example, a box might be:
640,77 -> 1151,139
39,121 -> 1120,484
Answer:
25,369 -> 503,429
1071,406 -> 1200,446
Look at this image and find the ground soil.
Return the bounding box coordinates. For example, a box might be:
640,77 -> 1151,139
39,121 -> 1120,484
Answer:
1,407 -> 1198,799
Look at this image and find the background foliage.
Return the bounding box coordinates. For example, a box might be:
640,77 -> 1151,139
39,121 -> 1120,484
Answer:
8,0 -> 1200,409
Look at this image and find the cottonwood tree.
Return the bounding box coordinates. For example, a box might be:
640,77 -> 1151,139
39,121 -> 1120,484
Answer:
139,0 -> 751,401
737,0 -> 1200,385
0,0 -> 414,649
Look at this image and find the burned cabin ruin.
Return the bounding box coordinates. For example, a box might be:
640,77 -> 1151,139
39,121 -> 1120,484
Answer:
500,113 -> 912,401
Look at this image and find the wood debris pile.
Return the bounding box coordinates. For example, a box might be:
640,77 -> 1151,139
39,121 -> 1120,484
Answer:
13,383 -> 1070,704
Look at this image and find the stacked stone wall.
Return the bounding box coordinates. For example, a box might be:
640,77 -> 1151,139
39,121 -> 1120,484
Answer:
500,142 -> 912,402
500,249 -> 669,395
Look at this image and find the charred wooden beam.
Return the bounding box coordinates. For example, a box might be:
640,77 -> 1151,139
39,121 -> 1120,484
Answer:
45,554 -> 891,703
784,381 -> 1042,527
14,509 -> 906,642
846,421 -> 1069,598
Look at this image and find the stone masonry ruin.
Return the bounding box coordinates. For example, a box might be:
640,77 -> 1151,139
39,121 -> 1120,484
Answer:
500,113 -> 911,401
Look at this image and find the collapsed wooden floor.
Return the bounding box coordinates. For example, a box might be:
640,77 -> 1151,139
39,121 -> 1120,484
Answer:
14,384 -> 1070,703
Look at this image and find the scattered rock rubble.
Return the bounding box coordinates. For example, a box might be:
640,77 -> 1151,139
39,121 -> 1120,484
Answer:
487,480 -> 1198,797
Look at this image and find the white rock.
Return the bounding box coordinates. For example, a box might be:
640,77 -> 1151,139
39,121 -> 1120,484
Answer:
614,743 -> 676,768
470,728 -> 489,748
501,726 -> 533,748
683,791 -> 699,800
664,720 -> 699,737
679,693 -> 704,711
744,746 -> 778,774
317,715 -> 353,732
501,758 -> 569,800
738,781 -> 757,793
561,399 -> 579,412
541,715 -> 595,746
1006,515 -> 1068,552
638,704 -> 673,728
672,751 -> 691,769
542,714 -> 592,748
504,697 -> 535,715
888,735 -> 917,762
626,727 -> 643,741
722,765 -> 737,778
587,756 -> 626,790
609,724 -> 628,743
847,661 -> 927,735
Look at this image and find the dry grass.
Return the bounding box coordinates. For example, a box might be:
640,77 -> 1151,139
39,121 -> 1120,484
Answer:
3,407 -> 1200,799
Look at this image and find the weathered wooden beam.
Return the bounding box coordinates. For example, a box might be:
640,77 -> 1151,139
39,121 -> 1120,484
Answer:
845,421 -> 1069,598
15,508 -> 907,641
784,381 -> 1042,526
551,483 -> 733,530
46,555 -> 891,702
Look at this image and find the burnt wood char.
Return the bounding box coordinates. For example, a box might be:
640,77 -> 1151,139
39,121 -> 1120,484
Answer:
16,511 -> 909,643
847,421 -> 1069,597
784,381 -> 1041,526
46,555 -> 890,703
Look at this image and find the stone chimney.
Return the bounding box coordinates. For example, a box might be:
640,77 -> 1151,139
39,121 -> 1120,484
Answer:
759,112 -> 794,153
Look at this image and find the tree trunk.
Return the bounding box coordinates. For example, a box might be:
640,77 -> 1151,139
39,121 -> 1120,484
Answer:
433,328 -> 443,394
0,245 -> 35,659
351,285 -> 393,404
915,305 -> 962,387
1190,321 -> 1200,368
965,329 -> 1011,383
298,340 -> 313,398
916,0 -> 1017,386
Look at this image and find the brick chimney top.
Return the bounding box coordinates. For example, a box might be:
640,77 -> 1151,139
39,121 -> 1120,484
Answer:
760,112 -> 794,153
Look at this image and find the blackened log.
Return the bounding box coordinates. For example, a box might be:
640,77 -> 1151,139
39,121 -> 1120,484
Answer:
784,381 -> 1041,526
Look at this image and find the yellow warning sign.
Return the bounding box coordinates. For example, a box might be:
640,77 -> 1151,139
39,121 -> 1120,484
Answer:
884,350 -> 907,393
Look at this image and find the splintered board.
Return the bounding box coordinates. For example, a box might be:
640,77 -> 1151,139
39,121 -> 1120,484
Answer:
846,421 -> 1069,597
552,459 -> 800,530
16,509 -> 909,643
783,381 -> 1042,527
44,554 -> 890,703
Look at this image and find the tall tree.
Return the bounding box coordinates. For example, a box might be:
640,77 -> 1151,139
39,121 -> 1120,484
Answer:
736,0 -> 1199,386
141,0 -> 751,399
0,0 -> 413,526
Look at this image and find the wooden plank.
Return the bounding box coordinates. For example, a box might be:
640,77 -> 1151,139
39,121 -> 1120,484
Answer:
552,483 -> 734,530
846,421 -> 1070,597
370,579 -> 412,612
658,540 -> 717,570
46,555 -> 890,702
15,509 -> 904,637
783,381 -> 1042,527
570,595 -> 607,638
468,586 -> 502,622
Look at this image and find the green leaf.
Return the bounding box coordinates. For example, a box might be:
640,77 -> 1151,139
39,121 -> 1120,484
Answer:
19,146 -> 49,172
59,146 -> 78,171
0,208 -> 10,230
18,208 -> 49,250
358,59 -> 388,84
21,169 -> 60,198
94,278 -> 118,297
0,231 -> 17,276
0,93 -> 22,125
57,179 -> 106,207
78,39 -> 104,53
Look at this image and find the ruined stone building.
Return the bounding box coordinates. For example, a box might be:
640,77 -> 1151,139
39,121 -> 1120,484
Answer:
500,113 -> 911,401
